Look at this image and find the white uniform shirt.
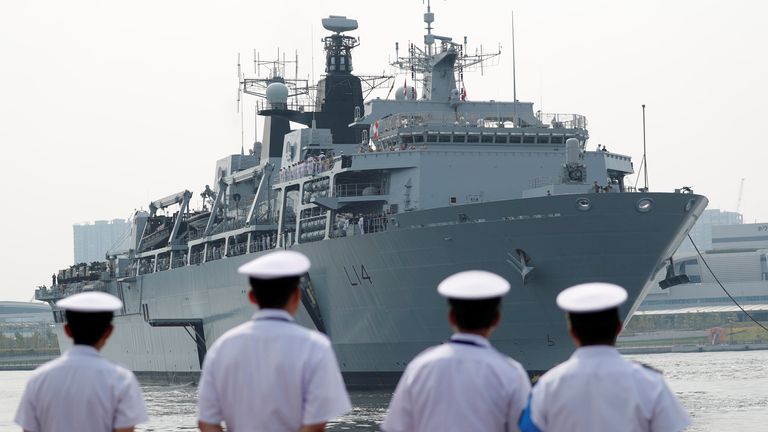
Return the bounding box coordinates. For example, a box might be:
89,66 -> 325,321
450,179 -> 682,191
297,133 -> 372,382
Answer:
520,346 -> 690,432
198,309 -> 351,431
15,345 -> 148,432
382,333 -> 531,432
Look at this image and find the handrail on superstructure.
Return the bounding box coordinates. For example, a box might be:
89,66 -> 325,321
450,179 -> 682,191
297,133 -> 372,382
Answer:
374,111 -> 587,136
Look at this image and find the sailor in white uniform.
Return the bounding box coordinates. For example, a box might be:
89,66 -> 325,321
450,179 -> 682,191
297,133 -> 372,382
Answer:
15,292 -> 148,432
197,250 -> 351,432
519,283 -> 691,432
382,270 -> 531,432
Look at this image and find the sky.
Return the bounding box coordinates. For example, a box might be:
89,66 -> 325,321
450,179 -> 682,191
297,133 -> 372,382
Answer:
1,0 -> 766,301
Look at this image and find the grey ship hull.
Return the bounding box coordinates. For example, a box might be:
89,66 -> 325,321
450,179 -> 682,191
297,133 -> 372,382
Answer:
55,193 -> 706,386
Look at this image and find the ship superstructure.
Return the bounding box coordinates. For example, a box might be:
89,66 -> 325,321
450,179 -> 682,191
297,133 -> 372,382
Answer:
36,6 -> 707,385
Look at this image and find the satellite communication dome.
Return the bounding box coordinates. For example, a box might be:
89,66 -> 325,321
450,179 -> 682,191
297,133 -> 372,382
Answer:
266,82 -> 289,107
322,16 -> 358,33
395,86 -> 417,101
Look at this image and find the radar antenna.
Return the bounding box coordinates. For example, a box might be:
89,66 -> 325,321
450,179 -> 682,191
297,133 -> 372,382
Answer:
391,2 -> 500,100
239,52 -> 313,112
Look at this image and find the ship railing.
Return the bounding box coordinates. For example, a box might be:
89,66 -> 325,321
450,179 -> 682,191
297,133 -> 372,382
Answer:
248,233 -> 277,253
375,111 -> 588,136
254,99 -> 316,115
528,176 -> 627,193
335,182 -> 387,197
35,286 -> 65,301
137,261 -> 154,275
228,242 -> 249,257
171,256 -> 187,269
156,258 -> 170,272
189,251 -> 204,265
365,215 -> 388,233
536,113 -> 588,130
278,157 -> 337,183
210,219 -> 248,236
205,246 -> 224,262
36,282 -> 105,301
187,218 -> 249,241
331,214 -> 389,238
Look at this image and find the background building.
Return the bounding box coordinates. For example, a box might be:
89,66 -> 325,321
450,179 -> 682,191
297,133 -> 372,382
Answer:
712,223 -> 768,251
0,301 -> 52,338
676,209 -> 743,254
73,219 -> 130,264
0,301 -> 58,368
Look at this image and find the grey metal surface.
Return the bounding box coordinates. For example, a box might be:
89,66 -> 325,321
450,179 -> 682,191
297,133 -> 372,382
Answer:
39,7 -> 708,385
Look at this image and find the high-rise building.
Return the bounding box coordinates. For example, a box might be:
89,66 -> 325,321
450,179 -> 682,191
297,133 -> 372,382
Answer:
73,219 -> 131,264
712,223 -> 768,250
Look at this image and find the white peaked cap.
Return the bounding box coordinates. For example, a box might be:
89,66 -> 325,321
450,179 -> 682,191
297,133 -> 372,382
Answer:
56,291 -> 123,312
238,250 -> 311,279
437,270 -> 511,299
556,282 -> 628,313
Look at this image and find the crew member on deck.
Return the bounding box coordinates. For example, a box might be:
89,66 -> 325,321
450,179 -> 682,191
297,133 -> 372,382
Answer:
197,251 -> 351,432
382,270 -> 531,432
519,283 -> 691,432
15,292 -> 148,432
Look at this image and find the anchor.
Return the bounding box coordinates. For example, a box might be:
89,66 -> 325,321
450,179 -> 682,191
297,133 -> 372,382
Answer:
658,257 -> 690,289
507,249 -> 534,284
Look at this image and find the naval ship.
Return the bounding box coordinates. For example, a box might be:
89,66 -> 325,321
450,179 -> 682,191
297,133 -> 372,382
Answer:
36,6 -> 707,386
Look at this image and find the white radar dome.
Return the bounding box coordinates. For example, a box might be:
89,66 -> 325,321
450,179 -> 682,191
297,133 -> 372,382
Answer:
395,86 -> 417,101
266,82 -> 289,106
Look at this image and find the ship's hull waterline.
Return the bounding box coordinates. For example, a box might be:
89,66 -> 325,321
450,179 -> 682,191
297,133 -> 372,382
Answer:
54,192 -> 706,386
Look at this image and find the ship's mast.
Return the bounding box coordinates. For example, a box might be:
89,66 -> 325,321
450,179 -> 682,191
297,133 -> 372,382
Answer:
391,2 -> 500,102
425,0 -> 434,56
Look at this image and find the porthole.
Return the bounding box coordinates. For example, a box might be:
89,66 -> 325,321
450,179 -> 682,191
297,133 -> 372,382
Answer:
637,198 -> 654,213
576,198 -> 591,211
684,198 -> 696,213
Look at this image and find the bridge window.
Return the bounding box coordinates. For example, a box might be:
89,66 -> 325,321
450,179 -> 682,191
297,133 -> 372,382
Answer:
481,135 -> 494,143
439,134 -> 452,142
523,135 -> 535,144
414,135 -> 424,143
509,135 -> 521,143
494,135 -> 508,143
453,135 -> 465,143
538,136 -> 550,144
427,134 -> 438,143
468,134 -> 479,143
551,136 -> 564,144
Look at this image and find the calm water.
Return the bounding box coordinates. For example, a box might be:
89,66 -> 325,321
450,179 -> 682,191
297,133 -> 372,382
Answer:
2,350 -> 768,431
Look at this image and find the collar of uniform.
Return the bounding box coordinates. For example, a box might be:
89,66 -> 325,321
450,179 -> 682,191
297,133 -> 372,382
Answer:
571,345 -> 621,359
450,333 -> 491,348
251,309 -> 295,322
66,345 -> 101,358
